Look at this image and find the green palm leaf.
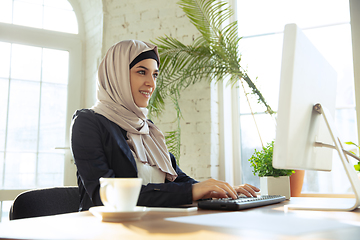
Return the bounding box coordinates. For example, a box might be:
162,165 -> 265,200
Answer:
149,0 -> 274,163
163,95 -> 183,163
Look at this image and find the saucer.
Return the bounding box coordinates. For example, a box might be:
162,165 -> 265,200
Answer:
89,206 -> 148,222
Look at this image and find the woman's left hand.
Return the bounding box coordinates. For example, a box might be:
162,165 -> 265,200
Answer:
234,184 -> 260,197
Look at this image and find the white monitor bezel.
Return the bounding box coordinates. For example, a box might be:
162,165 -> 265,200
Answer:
272,23 -> 337,171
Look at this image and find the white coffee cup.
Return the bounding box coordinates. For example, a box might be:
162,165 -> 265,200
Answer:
99,178 -> 142,211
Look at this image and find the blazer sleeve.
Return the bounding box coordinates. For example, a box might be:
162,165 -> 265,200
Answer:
137,153 -> 199,207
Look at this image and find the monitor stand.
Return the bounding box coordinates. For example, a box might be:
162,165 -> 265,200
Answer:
285,103 -> 360,211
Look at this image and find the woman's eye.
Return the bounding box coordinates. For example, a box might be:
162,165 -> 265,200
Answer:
153,73 -> 158,79
138,70 -> 145,75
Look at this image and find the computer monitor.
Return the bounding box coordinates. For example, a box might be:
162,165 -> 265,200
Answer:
272,23 -> 337,171
272,23 -> 360,211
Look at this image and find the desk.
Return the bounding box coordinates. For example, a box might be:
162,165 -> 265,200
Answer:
1,198 -> 360,240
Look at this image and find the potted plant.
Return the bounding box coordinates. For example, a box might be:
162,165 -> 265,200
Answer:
345,141 -> 360,178
248,141 -> 294,199
289,169 -> 305,197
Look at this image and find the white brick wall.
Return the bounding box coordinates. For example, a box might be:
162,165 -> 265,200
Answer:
76,0 -> 103,108
75,0 -> 220,181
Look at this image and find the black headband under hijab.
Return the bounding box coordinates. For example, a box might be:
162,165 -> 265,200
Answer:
129,50 -> 159,69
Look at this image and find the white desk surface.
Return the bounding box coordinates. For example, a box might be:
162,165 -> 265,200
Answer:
0,197 -> 360,240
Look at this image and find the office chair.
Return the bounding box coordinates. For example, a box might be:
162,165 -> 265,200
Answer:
9,186 -> 80,220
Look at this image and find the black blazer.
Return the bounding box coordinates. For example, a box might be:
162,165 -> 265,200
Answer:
70,109 -> 197,211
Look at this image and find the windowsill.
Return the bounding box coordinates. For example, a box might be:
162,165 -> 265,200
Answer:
298,193 -> 356,198
0,189 -> 29,201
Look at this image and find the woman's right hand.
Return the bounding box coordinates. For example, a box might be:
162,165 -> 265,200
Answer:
192,178 -> 238,201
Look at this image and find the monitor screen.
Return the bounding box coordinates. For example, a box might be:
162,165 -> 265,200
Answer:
272,23 -> 337,171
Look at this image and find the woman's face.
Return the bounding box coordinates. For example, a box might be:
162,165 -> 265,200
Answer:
130,58 -> 158,107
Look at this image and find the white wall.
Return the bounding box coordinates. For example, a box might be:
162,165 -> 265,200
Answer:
76,0 -> 103,107
74,0 -> 220,181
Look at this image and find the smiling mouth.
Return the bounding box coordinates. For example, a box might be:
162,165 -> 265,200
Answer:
140,90 -> 151,97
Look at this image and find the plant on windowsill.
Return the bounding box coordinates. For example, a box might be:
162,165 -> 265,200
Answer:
248,141 -> 294,199
149,0 -> 274,164
344,141 -> 360,178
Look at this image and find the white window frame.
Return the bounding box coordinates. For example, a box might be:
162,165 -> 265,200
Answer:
217,0 -> 242,186
0,21 -> 83,201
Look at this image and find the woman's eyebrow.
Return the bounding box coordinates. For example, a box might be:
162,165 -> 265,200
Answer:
136,65 -> 159,72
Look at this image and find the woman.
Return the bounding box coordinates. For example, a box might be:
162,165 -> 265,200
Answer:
70,40 -> 259,211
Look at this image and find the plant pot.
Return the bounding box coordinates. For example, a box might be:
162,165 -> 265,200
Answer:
260,176 -> 290,199
290,170 -> 305,197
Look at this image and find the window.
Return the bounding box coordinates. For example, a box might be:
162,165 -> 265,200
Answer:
0,0 -> 78,34
237,0 -> 356,194
1,43 -> 69,189
0,0 -> 82,222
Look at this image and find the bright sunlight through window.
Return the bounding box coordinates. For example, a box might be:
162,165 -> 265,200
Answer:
237,0 -> 355,194
0,0 -> 78,34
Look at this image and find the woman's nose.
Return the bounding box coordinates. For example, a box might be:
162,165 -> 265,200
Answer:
145,75 -> 156,87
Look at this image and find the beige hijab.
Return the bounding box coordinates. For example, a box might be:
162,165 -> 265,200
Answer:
92,40 -> 177,181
